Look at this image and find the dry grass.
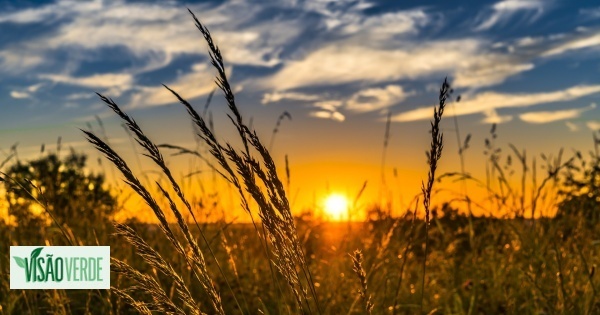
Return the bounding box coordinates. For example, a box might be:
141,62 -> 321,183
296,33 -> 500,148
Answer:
82,8 -> 322,314
419,77 -> 452,313
351,249 -> 374,314
2,7 -> 600,315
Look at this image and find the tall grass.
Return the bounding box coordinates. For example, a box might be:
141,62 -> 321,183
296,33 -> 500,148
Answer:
419,78 -> 451,313
81,9 -> 323,314
2,7 -> 600,315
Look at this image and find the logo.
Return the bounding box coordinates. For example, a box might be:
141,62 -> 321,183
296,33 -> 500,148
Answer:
10,246 -> 110,289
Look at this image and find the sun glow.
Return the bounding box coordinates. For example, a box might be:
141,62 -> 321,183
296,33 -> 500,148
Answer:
324,194 -> 348,221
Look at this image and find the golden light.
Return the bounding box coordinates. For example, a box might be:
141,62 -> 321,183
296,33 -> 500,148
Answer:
323,194 -> 348,220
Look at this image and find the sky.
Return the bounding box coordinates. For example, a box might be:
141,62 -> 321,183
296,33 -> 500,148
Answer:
1,0 -> 600,220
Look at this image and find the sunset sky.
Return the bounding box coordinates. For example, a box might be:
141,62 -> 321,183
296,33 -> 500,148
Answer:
1,0 -> 600,220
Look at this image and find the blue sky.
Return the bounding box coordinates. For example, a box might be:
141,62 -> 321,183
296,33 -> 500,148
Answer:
1,0 -> 600,215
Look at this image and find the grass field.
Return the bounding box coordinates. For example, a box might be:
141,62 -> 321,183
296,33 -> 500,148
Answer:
2,8 -> 600,315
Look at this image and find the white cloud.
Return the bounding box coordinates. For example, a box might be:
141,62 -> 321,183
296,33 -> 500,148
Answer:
129,64 -> 217,108
0,0 -> 311,112
580,7 -> 600,19
263,83 -> 415,116
515,36 -> 544,47
346,85 -> 414,112
10,91 -> 31,99
66,92 -> 94,101
26,83 -> 45,93
263,84 -> 414,117
541,31 -> 600,57
310,110 -> 345,122
314,100 -> 344,111
482,109 -> 513,124
72,109 -> 122,123
0,0 -> 101,24
40,73 -> 134,89
335,10 -> 429,37
39,73 -> 134,97
0,1 -> 294,71
392,85 -> 600,122
0,49 -> 45,73
587,121 -> 600,131
8,83 -> 47,100
3,0 -> 600,122
474,0 -> 546,31
259,39 -> 535,90
261,91 -> 322,105
256,23 -> 600,93
453,60 -> 534,88
565,121 -> 579,132
519,103 -> 596,123
299,0 -> 372,18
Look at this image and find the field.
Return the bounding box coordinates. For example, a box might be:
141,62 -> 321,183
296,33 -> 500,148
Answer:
2,8 -> 600,315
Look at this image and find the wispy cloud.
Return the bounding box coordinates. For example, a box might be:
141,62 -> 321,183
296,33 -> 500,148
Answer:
0,49 -> 45,73
129,63 -> 217,108
258,23 -> 600,93
2,0 -> 600,125
39,73 -> 134,97
0,0 -> 298,73
259,39 -> 536,90
297,0 -> 427,37
519,103 -> 596,123
261,91 -> 322,105
313,100 -> 344,111
474,0 -> 546,31
8,83 -> 46,99
10,91 -> 31,99
66,92 -> 94,101
309,100 -> 345,122
392,85 -> 600,122
0,0 -> 308,111
565,121 -> 579,132
40,73 -> 134,89
346,85 -> 413,112
580,7 -> 600,19
482,109 -> 513,124
332,9 -> 429,37
586,121 -> 600,131
263,84 -> 413,117
541,31 -> 600,57
310,110 -> 345,122
0,0 -> 100,24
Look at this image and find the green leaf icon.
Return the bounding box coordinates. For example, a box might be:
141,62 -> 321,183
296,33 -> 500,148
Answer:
31,247 -> 43,260
13,256 -> 26,269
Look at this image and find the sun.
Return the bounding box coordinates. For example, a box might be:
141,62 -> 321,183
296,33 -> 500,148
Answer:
323,194 -> 349,220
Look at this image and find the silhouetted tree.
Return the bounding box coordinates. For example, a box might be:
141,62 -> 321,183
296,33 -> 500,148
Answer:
3,150 -> 117,241
557,149 -> 600,225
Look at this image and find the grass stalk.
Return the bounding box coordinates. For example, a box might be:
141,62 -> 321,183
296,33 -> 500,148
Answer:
419,78 -> 451,313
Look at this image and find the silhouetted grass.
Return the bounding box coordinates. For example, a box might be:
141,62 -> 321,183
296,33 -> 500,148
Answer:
2,7 -> 600,315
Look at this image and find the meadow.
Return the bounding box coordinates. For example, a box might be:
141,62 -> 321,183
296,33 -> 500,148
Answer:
1,9 -> 600,315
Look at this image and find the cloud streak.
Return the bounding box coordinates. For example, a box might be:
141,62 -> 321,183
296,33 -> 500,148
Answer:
0,0 -> 292,70
346,85 -> 413,112
392,85 -> 600,122
261,91 -> 322,105
259,39 -> 537,90
310,110 -> 345,122
474,0 -> 546,31
262,84 -> 413,121
129,63 -> 219,108
519,103 -> 596,124
586,121 -> 600,131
